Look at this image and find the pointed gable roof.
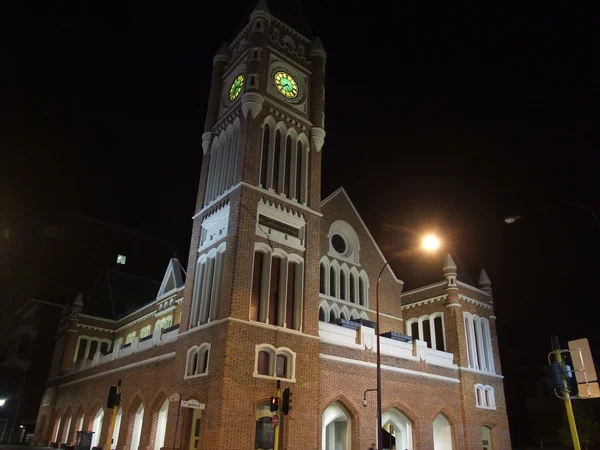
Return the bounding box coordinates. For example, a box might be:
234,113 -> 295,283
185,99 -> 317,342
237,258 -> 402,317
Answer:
157,258 -> 185,300
236,0 -> 313,40
321,187 -> 402,284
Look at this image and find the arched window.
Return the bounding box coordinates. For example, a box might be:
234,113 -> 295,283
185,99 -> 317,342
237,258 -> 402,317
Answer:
349,273 -> 356,303
189,244 -> 226,329
406,314 -> 446,351
140,325 -> 152,339
432,413 -> 453,450
319,305 -> 327,322
284,135 -> 292,195
382,408 -> 414,450
464,313 -> 495,372
319,262 -> 327,294
322,402 -> 351,450
340,270 -> 346,300
131,403 -> 144,450
153,400 -> 169,450
272,129 -> 282,191
295,139 -> 305,203
250,245 -> 304,331
257,349 -> 272,376
90,408 -> 104,448
329,266 -> 337,297
475,384 -> 496,409
481,426 -> 493,450
185,344 -> 210,378
254,345 -> 296,381
329,309 -> 337,324
260,123 -> 270,187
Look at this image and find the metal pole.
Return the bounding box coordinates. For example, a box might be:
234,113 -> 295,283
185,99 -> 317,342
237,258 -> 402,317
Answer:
551,336 -> 581,450
273,380 -> 281,450
376,262 -> 389,450
104,380 -> 121,450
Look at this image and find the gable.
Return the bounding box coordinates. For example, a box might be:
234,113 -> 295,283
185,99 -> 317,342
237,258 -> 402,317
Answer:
157,258 -> 185,300
321,187 -> 401,284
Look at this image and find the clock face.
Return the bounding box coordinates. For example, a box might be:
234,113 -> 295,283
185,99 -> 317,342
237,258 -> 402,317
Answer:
228,74 -> 244,101
274,71 -> 299,99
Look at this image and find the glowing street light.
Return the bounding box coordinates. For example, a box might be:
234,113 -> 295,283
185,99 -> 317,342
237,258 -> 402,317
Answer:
422,234 -> 441,251
0,399 -> 6,407
375,233 -> 441,450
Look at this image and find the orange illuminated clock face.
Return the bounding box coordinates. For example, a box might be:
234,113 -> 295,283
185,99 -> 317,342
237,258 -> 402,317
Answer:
274,71 -> 298,99
228,74 -> 244,101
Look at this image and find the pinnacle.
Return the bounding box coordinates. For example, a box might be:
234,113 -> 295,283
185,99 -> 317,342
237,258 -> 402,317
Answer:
253,0 -> 270,13
479,269 -> 492,287
73,292 -> 84,307
443,254 -> 457,272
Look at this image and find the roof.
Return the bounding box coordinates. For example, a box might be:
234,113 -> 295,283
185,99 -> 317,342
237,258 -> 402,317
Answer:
235,0 -> 313,41
84,269 -> 161,320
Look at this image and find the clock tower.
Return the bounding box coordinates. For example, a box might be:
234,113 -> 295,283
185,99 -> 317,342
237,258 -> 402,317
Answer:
177,1 -> 326,448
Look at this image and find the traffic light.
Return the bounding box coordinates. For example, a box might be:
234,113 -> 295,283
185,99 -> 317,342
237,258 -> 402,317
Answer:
107,385 -> 121,409
282,388 -> 292,415
269,395 -> 279,412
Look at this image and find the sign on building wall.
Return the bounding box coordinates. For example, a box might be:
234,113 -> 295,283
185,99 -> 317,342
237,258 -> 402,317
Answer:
181,399 -> 205,410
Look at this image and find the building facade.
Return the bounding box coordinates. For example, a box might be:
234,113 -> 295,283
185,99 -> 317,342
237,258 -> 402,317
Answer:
33,2 -> 511,449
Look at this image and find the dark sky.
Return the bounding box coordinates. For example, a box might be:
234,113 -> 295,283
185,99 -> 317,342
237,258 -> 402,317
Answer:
2,1 -> 599,444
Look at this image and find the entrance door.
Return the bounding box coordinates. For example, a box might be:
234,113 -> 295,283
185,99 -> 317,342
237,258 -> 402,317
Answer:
188,409 -> 202,450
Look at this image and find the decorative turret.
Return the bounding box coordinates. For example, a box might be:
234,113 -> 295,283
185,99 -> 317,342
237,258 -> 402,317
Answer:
250,0 -> 271,25
203,42 -> 230,139
479,269 -> 493,303
310,37 -> 326,151
443,254 -> 460,308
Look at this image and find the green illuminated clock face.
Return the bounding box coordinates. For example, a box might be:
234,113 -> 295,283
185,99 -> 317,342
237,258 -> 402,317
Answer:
228,74 -> 244,101
274,71 -> 298,99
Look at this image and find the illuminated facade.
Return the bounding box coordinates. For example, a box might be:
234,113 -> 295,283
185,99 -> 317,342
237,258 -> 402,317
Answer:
34,2 -> 511,449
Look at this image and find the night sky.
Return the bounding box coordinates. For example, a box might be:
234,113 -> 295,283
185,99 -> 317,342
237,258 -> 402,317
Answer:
2,1 -> 599,444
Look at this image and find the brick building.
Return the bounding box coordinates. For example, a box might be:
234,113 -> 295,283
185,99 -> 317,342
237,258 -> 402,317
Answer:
33,2 -> 511,449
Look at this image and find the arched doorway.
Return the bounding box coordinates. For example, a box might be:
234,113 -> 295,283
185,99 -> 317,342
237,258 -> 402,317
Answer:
322,402 -> 351,450
130,403 -> 144,450
90,408 -> 104,448
153,400 -> 169,450
111,408 -> 122,448
62,414 -> 72,444
481,426 -> 492,450
382,408 -> 413,450
52,415 -> 62,444
432,414 -> 452,450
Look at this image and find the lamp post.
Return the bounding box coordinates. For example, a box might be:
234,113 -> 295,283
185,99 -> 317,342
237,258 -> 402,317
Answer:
375,234 -> 441,450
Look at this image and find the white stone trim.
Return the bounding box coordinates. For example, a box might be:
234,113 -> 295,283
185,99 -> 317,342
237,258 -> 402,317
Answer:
76,323 -> 113,333
459,366 -> 504,378
320,187 -> 402,284
199,203 -> 230,251
59,352 -> 176,388
242,182 -> 322,216
401,295 -> 447,310
228,316 -> 320,340
459,294 -> 493,310
457,280 -> 491,297
319,354 -> 460,384
400,281 -> 447,297
256,198 -> 306,250
115,312 -> 155,333
327,220 -> 361,266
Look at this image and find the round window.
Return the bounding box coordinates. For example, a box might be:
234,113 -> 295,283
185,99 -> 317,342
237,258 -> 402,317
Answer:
331,234 -> 347,254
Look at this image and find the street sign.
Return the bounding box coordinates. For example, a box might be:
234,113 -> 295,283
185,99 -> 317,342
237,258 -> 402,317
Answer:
272,415 -> 279,427
568,338 -> 598,383
181,399 -> 205,410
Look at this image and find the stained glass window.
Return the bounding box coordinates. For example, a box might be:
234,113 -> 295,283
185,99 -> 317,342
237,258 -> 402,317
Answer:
274,71 -> 298,99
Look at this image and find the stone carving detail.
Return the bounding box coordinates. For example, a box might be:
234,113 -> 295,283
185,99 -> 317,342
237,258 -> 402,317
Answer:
282,35 -> 296,51
232,38 -> 248,60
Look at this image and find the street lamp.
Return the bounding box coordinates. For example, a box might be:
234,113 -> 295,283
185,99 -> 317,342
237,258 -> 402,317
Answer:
375,234 -> 441,450
0,399 -> 6,407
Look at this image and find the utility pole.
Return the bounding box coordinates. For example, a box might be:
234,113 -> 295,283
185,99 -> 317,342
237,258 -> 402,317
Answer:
550,336 -> 581,450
